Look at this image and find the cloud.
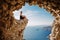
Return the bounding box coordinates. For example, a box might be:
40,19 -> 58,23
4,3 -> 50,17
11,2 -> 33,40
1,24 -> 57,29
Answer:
13,10 -> 54,26
13,10 -> 20,20
23,10 -> 39,16
23,10 -> 54,26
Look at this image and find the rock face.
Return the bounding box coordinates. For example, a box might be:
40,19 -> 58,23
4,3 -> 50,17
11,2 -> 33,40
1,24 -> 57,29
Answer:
0,18 -> 28,40
0,0 -> 28,40
0,0 -> 60,40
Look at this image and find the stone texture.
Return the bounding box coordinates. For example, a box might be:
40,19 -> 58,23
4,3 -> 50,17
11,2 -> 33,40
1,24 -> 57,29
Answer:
0,0 -> 60,40
0,18 -> 28,40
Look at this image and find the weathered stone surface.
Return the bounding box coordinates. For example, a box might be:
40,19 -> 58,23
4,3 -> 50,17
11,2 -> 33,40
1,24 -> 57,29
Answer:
0,18 -> 28,40
0,0 -> 60,40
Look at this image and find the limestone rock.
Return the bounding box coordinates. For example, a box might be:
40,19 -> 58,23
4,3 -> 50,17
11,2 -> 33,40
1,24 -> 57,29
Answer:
0,18 -> 28,40
0,0 -> 60,40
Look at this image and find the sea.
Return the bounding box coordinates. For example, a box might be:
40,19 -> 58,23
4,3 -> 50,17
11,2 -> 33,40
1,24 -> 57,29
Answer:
23,25 -> 52,40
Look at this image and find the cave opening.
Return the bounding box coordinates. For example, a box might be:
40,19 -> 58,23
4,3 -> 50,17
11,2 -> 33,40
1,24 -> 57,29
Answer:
13,3 -> 55,40
0,0 -> 60,40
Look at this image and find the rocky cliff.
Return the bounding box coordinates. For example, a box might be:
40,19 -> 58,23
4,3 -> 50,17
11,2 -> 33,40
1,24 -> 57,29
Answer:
0,18 -> 28,40
0,0 -> 60,40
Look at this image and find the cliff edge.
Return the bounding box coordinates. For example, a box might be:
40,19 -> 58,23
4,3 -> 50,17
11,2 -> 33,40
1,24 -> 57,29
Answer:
0,17 -> 28,40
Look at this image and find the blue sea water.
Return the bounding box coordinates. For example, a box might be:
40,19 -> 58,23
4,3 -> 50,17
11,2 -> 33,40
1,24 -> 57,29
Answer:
23,26 -> 51,40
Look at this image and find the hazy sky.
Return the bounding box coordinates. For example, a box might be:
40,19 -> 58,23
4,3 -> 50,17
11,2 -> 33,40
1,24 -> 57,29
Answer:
13,3 -> 54,26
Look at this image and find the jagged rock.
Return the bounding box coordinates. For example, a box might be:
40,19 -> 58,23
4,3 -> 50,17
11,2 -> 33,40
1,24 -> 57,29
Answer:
0,18 -> 28,40
0,0 -> 60,40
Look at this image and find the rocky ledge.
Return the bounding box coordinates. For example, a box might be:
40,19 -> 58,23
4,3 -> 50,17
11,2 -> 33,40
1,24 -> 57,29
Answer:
0,18 -> 28,40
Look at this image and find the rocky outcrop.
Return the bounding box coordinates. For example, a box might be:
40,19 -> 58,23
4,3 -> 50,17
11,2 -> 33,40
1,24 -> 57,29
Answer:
0,0 -> 28,40
0,0 -> 60,40
0,18 -> 28,40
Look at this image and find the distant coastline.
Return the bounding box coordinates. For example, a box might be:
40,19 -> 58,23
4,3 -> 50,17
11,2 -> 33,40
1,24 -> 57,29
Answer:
26,25 -> 52,27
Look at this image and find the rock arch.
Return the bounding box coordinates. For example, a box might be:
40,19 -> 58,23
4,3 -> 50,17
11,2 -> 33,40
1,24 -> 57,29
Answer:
0,0 -> 60,40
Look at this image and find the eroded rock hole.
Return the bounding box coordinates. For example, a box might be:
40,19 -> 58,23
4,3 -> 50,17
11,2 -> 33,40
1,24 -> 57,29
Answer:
0,0 -> 60,40
13,3 -> 55,40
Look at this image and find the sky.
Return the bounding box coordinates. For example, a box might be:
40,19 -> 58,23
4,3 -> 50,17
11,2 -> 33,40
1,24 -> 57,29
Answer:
13,3 -> 55,26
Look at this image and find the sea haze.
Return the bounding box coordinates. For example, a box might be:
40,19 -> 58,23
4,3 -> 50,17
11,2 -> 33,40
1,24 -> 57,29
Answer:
23,25 -> 52,40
